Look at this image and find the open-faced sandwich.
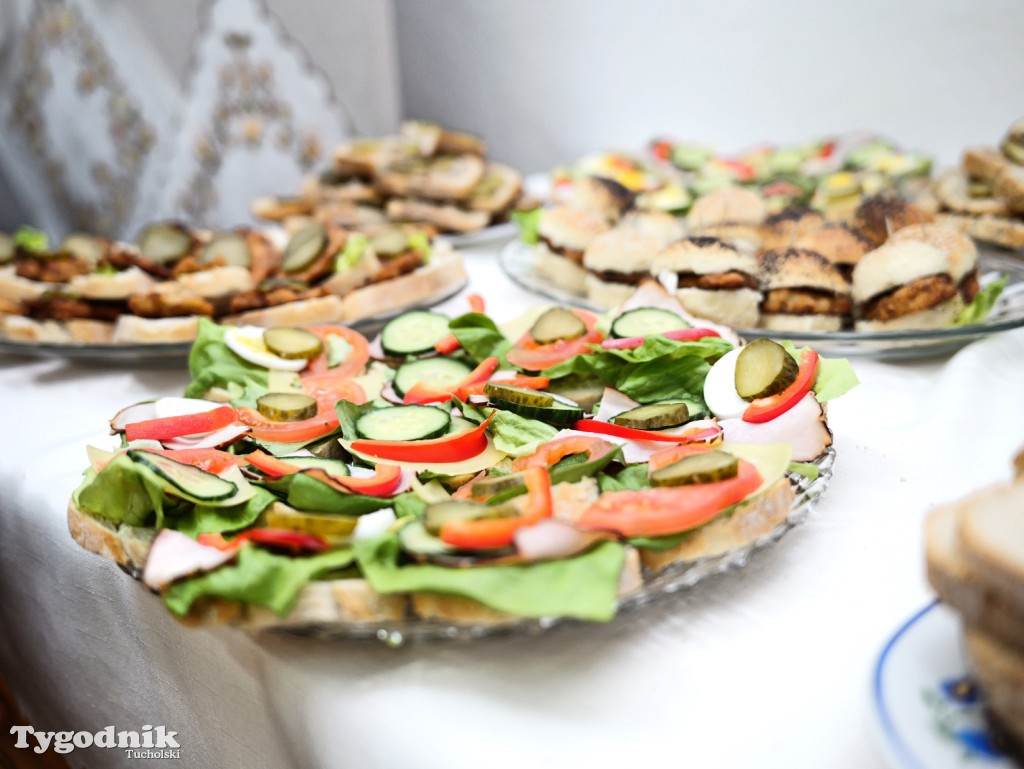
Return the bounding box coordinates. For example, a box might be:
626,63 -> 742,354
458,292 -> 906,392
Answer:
0,220 -> 467,346
67,283 -> 858,636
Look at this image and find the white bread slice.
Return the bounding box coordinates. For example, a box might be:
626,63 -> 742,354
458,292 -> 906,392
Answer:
340,250 -> 467,323
465,162 -> 523,213
0,265 -> 51,304
759,312 -> 843,333
66,319 -> 115,344
66,266 -> 155,300
584,274 -> 639,309
533,243 -> 588,294
378,154 -> 486,201
853,296 -> 964,332
320,250 -> 383,297
936,212 -> 1024,251
934,169 -> 1012,217
223,295 -> 345,328
674,286 -> 761,330
175,266 -> 255,299
958,477 -> 1024,609
1,315 -> 72,343
964,628 -> 1024,742
385,198 -> 491,233
111,314 -> 200,344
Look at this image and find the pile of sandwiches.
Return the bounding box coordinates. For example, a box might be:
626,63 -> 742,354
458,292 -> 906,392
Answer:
932,116 -> 1024,251
0,218 -> 465,345
253,121 -> 535,235
926,449 -> 1024,760
534,176 -> 983,332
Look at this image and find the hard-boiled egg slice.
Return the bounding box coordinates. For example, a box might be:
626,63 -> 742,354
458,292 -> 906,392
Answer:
703,347 -> 751,420
224,326 -> 308,372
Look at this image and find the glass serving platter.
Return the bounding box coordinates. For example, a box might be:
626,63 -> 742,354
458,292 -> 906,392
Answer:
499,240 -> 1024,360
437,222 -> 517,249
276,447 -> 834,645
0,273 -> 468,362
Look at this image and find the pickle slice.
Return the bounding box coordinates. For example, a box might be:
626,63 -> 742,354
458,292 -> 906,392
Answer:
0,232 -> 14,265
423,500 -> 517,535
369,229 -> 408,257
611,402 -> 690,430
734,338 -> 799,401
649,450 -> 739,487
137,223 -> 193,263
470,471 -> 527,499
200,233 -> 252,268
256,392 -> 318,421
264,504 -> 359,542
483,382 -> 557,407
262,327 -> 324,360
546,374 -> 605,413
282,222 -> 327,273
529,307 -> 586,344
61,233 -> 109,265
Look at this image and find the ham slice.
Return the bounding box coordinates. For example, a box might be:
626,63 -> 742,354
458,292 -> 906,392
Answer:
142,529 -> 236,590
719,393 -> 832,461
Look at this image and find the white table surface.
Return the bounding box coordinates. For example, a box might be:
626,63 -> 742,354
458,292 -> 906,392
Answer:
1,241 -> 1023,769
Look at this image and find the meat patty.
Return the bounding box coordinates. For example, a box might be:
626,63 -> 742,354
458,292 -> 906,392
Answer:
861,274 -> 957,322
762,288 -> 852,316
24,296 -> 126,321
15,255 -> 92,283
104,249 -> 173,279
130,291 -> 214,318
375,251 -> 424,282
587,269 -> 649,286
959,269 -> 980,303
676,271 -> 759,290
539,236 -> 584,266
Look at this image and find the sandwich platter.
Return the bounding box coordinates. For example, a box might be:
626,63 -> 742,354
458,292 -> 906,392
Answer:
499,240 -> 1024,360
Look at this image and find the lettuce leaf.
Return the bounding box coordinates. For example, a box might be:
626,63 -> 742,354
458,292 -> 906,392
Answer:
184,318 -> 268,406
598,464 -> 650,493
485,408 -> 558,457
14,225 -> 47,253
448,312 -> 512,363
354,534 -> 625,621
174,486 -> 277,537
511,208 -> 542,245
285,472 -> 395,515
777,341 -> 859,403
72,456 -> 183,529
163,543 -> 355,617
955,275 -> 1007,327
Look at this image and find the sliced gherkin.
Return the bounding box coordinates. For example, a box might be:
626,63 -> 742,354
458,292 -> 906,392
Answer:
649,450 -> 739,487
734,338 -> 799,401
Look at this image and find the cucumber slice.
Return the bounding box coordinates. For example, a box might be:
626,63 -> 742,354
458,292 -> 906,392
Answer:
354,405 -> 451,441
448,416 -> 478,434
200,233 -> 252,268
264,505 -> 359,542
279,456 -> 350,476
128,449 -> 237,502
283,222 -> 327,273
471,471 -> 526,499
393,357 -> 472,396
398,520 -> 456,556
257,393 -> 318,422
380,311 -> 451,357
612,402 -> 690,430
545,374 -> 606,413
262,327 -> 324,360
529,307 -> 586,344
137,223 -> 193,263
611,307 -> 689,339
423,500 -> 493,534
734,338 -> 799,400
485,384 -> 584,424
650,450 -> 739,487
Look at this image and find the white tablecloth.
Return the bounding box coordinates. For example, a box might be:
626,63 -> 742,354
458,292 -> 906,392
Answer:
2,243 -> 1023,769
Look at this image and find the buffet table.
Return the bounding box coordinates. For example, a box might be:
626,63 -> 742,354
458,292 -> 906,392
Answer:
1,241 -> 1023,769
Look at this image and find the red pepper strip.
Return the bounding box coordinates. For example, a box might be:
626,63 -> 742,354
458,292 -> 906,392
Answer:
742,350 -> 819,424
433,293 -> 488,353
511,435 -> 617,472
600,327 -> 721,350
301,464 -> 403,497
451,470 -> 487,500
100,448 -> 244,475
647,443 -> 714,474
651,138 -> 672,162
455,375 -> 549,401
197,529 -> 329,555
572,419 -> 701,443
350,414 -> 493,464
467,293 -> 486,314
125,406 -> 237,442
440,466 -> 552,549
402,357 -> 500,405
245,450 -> 302,477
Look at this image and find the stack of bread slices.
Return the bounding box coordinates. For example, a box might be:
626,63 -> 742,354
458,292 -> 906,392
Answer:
926,450 -> 1024,758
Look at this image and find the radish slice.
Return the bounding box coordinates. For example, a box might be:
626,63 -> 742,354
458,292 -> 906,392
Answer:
514,519 -> 613,562
162,423 -> 250,451
719,393 -> 832,461
109,401 -> 158,433
143,529 -> 236,590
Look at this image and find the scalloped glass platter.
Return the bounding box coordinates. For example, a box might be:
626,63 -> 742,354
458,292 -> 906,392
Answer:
499,240 -> 1024,360
0,273 -> 468,362
277,447 -> 834,644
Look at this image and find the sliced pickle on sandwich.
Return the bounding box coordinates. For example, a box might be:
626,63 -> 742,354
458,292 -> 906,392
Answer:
649,450 -> 739,487
200,232 -> 253,268
734,338 -> 798,400
470,471 -> 527,500
483,383 -> 584,424
611,402 -> 690,430
282,222 -> 328,274
529,307 -> 586,344
137,222 -> 194,264
256,392 -> 318,422
262,327 -> 323,360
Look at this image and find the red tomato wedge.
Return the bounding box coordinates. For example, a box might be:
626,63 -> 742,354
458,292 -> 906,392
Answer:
440,466 -> 552,549
434,293 -> 487,354
238,376 -> 366,444
571,419 -> 699,443
742,350 -> 819,424
600,327 -> 720,350
245,449 -> 301,477
455,375 -> 549,401
351,414 -> 493,464
304,325 -> 371,378
505,309 -> 603,371
577,459 -> 763,537
511,435 -> 617,472
402,357 -> 499,404
125,406 -> 237,442
301,465 -> 403,497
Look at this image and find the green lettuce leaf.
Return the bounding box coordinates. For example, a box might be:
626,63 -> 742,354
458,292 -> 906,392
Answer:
184,318 -> 269,405
392,491 -> 427,520
511,208 -> 542,245
163,544 -> 355,617
598,464 -> 650,493
334,399 -> 381,442
174,486 -> 277,537
955,275 -> 1007,327
777,341 -> 859,403
449,313 -> 512,363
72,455 -> 181,529
285,472 -> 395,515
486,408 -> 558,457
354,534 -> 625,621
787,461 -> 819,481
14,225 -> 47,253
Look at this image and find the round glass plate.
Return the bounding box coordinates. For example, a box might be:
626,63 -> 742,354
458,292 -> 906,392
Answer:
437,222 -> 517,249
872,601 -> 1016,769
499,240 -> 1024,360
0,273 -> 468,362
279,447 -> 834,645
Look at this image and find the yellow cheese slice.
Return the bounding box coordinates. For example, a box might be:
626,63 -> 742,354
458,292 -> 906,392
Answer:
338,435 -> 508,476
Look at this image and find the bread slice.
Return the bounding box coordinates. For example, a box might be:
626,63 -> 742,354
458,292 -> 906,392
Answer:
340,248 -> 466,323
1,315 -> 72,343
377,155 -> 486,201
223,295 -> 345,328
994,164 -> 1024,214
66,319 -> 115,344
936,212 -> 1024,250
934,169 -> 1012,216
110,314 -> 201,344
0,265 -> 51,304
385,198 -> 491,233
464,162 -> 524,213
964,628 -> 1024,744
958,477 -> 1024,615
962,147 -> 1010,183
250,195 -> 314,222
533,243 -> 588,294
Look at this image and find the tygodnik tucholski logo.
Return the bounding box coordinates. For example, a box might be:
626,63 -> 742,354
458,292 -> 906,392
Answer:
10,724 -> 181,758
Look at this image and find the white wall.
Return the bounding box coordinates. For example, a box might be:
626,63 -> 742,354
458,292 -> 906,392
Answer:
395,0 -> 1024,173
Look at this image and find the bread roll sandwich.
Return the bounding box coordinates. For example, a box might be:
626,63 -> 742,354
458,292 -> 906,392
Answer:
851,240 -> 963,331
377,154 -> 487,201
651,236 -> 762,329
757,248 -> 851,331
758,206 -> 827,251
583,228 -> 663,308
886,223 -> 979,303
571,176 -> 636,222
686,185 -> 767,230
852,192 -> 934,246
464,162 -> 524,214
793,224 -> 873,282
533,204 -> 610,294
616,209 -> 685,248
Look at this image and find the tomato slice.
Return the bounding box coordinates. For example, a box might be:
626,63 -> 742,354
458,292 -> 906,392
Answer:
511,435 -> 617,472
304,325 -> 371,378
742,350 -> 819,424
301,465 -> 403,497
350,414 -> 493,463
301,374 -> 367,410
439,466 -> 552,549
505,309 -> 603,371
577,459 -> 763,537
238,376 -> 366,444
124,406 -> 237,442
646,443 -> 715,474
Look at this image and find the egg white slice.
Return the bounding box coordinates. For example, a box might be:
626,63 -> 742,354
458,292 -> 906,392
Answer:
224,326 -> 308,372
703,347 -> 751,420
